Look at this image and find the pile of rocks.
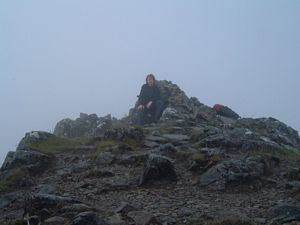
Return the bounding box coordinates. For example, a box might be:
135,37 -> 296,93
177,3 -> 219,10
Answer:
1,80 -> 300,225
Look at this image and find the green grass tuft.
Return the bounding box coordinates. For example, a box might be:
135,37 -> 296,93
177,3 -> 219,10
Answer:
249,147 -> 300,160
190,132 -> 202,142
0,168 -> 30,193
191,153 -> 207,163
95,139 -> 118,153
30,136 -> 89,155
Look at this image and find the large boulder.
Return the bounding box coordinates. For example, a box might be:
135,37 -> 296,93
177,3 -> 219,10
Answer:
199,156 -> 279,190
24,194 -> 80,223
54,113 -> 112,138
17,131 -> 54,151
197,127 -> 291,152
1,150 -> 51,173
234,117 -> 300,148
139,154 -> 177,185
158,81 -> 216,122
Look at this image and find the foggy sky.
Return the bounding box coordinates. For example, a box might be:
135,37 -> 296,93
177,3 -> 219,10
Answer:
1,0 -> 300,165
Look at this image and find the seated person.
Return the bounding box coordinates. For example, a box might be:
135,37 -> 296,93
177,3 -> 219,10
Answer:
136,74 -> 164,125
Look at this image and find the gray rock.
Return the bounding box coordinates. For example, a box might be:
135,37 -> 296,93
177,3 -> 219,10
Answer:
161,107 -> 188,121
1,150 -> 51,173
0,192 -> 21,209
52,118 -> 73,138
199,156 -> 278,190
95,152 -> 115,165
145,135 -> 169,144
28,215 -> 40,225
143,140 -> 160,148
62,204 -> 93,213
198,127 -> 287,153
139,154 -> 177,185
161,134 -> 190,142
103,179 -> 130,191
44,216 -> 68,225
54,114 -> 112,138
17,131 -> 54,151
129,80 -> 216,124
107,213 -> 126,225
115,202 -> 136,214
104,126 -> 144,141
150,143 -> 178,158
24,194 -> 79,218
127,210 -> 161,225
83,169 -> 115,179
71,211 -> 107,225
215,210 -> 251,222
1,151 -> 15,170
288,167 -> 300,181
36,184 -> 57,195
235,117 -> 300,147
118,153 -> 148,166
267,204 -> 300,224
198,128 -> 256,148
71,161 -> 94,173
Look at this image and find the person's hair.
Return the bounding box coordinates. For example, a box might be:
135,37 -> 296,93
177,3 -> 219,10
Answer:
145,74 -> 156,84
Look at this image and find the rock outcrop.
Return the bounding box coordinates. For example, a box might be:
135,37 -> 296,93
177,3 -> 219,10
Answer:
17,131 -> 54,151
1,80 -> 300,225
54,113 -> 113,138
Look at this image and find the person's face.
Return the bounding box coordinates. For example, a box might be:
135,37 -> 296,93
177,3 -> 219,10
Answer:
147,77 -> 154,86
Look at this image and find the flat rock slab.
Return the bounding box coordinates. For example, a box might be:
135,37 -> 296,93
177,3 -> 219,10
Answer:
145,135 -> 169,143
127,210 -> 160,225
161,134 -> 190,142
143,140 -> 160,148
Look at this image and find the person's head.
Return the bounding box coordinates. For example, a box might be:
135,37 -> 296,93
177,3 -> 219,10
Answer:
146,74 -> 156,86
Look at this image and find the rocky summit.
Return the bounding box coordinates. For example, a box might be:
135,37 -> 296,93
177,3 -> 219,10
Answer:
1,80 -> 300,225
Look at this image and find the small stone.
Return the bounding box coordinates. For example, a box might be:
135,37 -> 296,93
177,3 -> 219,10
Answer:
71,211 -> 106,225
115,202 -> 136,214
107,214 -> 126,225
44,216 -> 68,225
127,210 -> 160,225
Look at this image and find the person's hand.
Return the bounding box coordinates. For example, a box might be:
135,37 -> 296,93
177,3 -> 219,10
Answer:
146,101 -> 153,109
137,105 -> 144,110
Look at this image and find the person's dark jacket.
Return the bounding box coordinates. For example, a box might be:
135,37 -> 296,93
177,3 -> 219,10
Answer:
138,84 -> 161,106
